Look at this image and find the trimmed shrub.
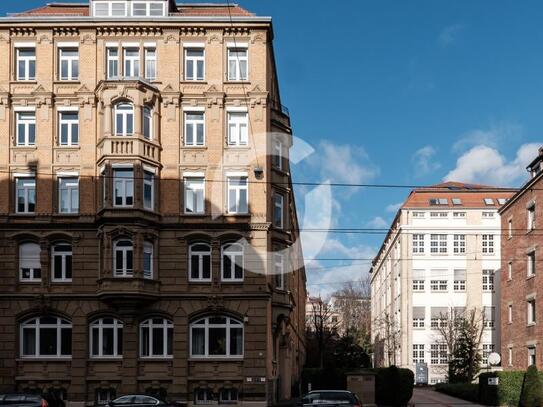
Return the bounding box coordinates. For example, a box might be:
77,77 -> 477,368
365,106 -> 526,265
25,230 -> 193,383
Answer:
520,365 -> 543,407
435,383 -> 479,403
374,366 -> 414,406
479,371 -> 527,406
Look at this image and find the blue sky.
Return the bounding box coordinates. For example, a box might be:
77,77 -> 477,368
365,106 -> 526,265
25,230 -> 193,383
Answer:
4,0 -> 543,295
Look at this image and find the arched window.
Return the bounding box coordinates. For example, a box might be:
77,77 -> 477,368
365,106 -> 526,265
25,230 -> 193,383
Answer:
190,316 -> 243,358
19,242 -> 41,282
221,243 -> 244,282
114,103 -> 134,136
21,316 -> 72,358
114,239 -> 133,277
143,241 -> 153,279
51,243 -> 72,282
90,318 -> 123,358
189,243 -> 211,282
143,106 -> 152,140
140,318 -> 173,358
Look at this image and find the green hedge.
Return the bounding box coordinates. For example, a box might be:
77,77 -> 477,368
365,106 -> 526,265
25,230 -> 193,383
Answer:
374,366 -> 414,406
479,371 -> 526,406
435,383 -> 479,403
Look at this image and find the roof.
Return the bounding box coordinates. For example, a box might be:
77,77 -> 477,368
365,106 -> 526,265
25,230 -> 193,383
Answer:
11,2 -> 254,17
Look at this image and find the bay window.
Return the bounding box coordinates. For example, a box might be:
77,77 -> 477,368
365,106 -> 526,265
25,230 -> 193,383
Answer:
143,241 -> 153,279
143,107 -> 153,140
143,170 -> 154,211
21,316 -> 72,358
190,316 -> 243,358
273,193 -> 284,229
114,103 -> 134,136
114,239 -> 133,277
113,168 -> 134,207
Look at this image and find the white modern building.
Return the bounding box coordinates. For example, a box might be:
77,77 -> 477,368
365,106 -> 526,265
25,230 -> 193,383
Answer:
370,182 -> 516,383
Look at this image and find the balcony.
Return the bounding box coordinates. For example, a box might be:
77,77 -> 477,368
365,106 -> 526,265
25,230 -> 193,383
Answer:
270,100 -> 291,129
97,277 -> 161,307
97,137 -> 160,164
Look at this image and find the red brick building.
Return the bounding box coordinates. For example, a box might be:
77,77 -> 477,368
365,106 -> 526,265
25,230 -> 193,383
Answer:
500,148 -> 543,369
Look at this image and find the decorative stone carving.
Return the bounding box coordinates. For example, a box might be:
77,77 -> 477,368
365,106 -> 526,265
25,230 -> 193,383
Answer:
180,27 -> 206,37
251,33 -> 266,44
10,27 -> 36,37
81,33 -> 96,44
53,27 -> 79,37
97,27 -> 162,37
37,34 -> 52,44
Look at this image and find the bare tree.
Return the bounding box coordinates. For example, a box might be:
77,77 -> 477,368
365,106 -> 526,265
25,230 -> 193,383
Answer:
307,297 -> 340,369
373,311 -> 401,366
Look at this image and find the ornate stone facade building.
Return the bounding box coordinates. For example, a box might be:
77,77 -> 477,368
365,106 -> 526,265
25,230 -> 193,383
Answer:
0,1 -> 307,405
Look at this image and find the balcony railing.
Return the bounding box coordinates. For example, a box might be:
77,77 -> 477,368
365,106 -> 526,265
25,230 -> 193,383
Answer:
270,99 -> 290,117
98,136 -> 160,163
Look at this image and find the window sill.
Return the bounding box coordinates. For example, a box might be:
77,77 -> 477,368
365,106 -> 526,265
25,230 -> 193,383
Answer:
184,213 -> 208,217
18,357 -> 71,361
11,80 -> 37,85
224,81 -> 250,85
139,356 -> 173,361
221,280 -> 244,284
18,280 -> 41,284
53,80 -> 80,85
189,357 -> 243,362
182,145 -> 208,149
51,280 -> 73,284
527,274 -> 536,281
225,145 -> 251,150
56,145 -> 80,149
12,146 -> 37,150
180,80 -> 208,84
53,213 -> 80,217
527,323 -> 536,327
189,280 -> 212,284
88,357 -> 123,361
224,214 -> 250,218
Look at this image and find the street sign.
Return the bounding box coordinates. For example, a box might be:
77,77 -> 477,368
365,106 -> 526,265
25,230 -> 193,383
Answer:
488,377 -> 499,386
488,353 -> 501,366
415,363 -> 428,385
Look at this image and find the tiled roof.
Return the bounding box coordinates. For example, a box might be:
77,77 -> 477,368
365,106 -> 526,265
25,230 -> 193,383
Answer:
402,182 -> 517,209
12,2 -> 253,17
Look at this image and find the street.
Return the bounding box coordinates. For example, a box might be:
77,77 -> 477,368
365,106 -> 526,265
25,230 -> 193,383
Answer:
411,388 -> 484,407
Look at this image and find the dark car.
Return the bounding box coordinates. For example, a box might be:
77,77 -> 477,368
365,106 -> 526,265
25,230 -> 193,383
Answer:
107,395 -> 173,407
0,394 -> 48,407
299,391 -> 361,407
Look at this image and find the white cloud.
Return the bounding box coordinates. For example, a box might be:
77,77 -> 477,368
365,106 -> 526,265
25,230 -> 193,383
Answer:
452,122 -> 522,153
386,202 -> 403,213
412,145 -> 441,177
366,216 -> 389,229
438,24 -> 465,47
444,143 -> 541,186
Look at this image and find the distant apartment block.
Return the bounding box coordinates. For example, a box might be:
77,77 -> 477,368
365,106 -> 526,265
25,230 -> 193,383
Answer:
370,182 -> 515,384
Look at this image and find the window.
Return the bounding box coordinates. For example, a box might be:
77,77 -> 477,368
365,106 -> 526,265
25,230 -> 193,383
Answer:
484,198 -> 494,206
430,212 -> 447,218
508,219 -> 513,238
144,48 -> 156,80
227,176 -> 248,214
431,308 -> 448,329
430,234 -> 447,254
430,344 -> 447,365
482,211 -> 494,218
51,244 -> 72,282
227,112 -> 248,146
484,307 -> 496,329
58,48 -> 78,81
413,318 -> 425,328
413,307 -> 425,328
124,48 -> 140,78
21,316 -> 72,358
429,198 -> 448,206
273,140 -> 283,170
17,48 -> 36,81
219,389 -> 238,404
482,344 -> 495,365
184,112 -> 205,146
184,177 -> 205,214
413,344 -> 425,364
509,347 -> 513,366
412,234 -> 425,254
16,112 -> 36,146
482,235 -> 494,254
143,170 -> 154,211
274,253 -> 285,290
482,270 -> 495,292
140,318 -> 173,358
58,111 -> 79,146
508,304 -> 513,324
412,279 -> 425,291
58,177 -> 79,214
130,2 -> 165,16
143,241 -> 153,279
96,389 -> 117,405
528,251 -> 536,277
453,234 -> 465,254
528,299 -> 536,325
189,243 -> 211,282
528,204 -> 536,231
529,346 -> 537,366
431,280 -> 448,292
194,389 -> 213,405
190,316 -> 243,357
453,211 -> 466,218
227,47 -> 248,81
498,198 -> 507,205
185,48 -> 205,81
114,240 -> 133,277
273,193 -> 284,229
19,243 -> 41,282
453,270 -> 466,291
90,318 -> 123,358
412,211 -> 425,218
114,103 -> 134,136
113,168 -> 134,207
143,107 -> 152,140
222,243 -> 244,282
452,198 -> 462,205
508,261 -> 513,280
16,177 -> 36,213
107,48 -> 119,79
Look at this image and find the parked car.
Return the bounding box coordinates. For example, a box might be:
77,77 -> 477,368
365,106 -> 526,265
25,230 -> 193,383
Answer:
107,395 -> 173,407
299,391 -> 361,407
0,394 -> 48,407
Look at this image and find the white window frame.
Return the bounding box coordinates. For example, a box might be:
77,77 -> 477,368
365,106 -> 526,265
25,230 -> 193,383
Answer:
412,279 -> 425,292
430,343 -> 448,365
184,177 -> 205,215
528,251 -> 536,277
508,304 -> 513,324
16,177 -> 36,214
430,280 -> 448,292
413,344 -> 425,364
226,176 -> 248,214
143,241 -> 153,279
131,1 -> 165,16
20,316 -> 72,358
58,177 -> 79,214
114,103 -> 134,136
113,239 -> 134,277
273,193 -> 284,229
143,170 -> 154,211
221,243 -> 244,282
482,344 -> 495,365
189,243 -> 212,282
123,47 -> 140,79
528,299 -> 536,326
143,106 -> 153,140
19,242 -> 41,282
274,253 -> 285,290
144,47 -> 156,80
482,234 -> 494,254
107,47 -> 119,79
184,111 -> 205,146
58,47 -> 79,81
113,167 -> 134,207
453,234 -> 466,254
227,112 -> 248,146
185,47 -> 205,81
190,316 -> 244,358
528,204 -> 536,231
482,270 -> 495,292
412,234 -> 425,254
16,47 -> 36,81
58,111 -> 79,146
273,139 -> 283,170
16,111 -> 36,146
89,318 -> 123,358
227,46 -> 248,81
93,1 -> 127,17
430,234 -> 447,254
508,261 -> 513,280
529,346 -> 536,366
139,318 -> 173,358
51,243 -> 72,282
219,389 -> 238,404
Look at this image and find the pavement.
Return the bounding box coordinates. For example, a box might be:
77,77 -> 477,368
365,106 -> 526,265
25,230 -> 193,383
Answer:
410,387 -> 484,406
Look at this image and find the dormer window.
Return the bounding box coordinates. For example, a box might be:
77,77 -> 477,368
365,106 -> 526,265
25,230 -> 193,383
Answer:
484,198 -> 494,206
452,198 -> 462,205
92,1 -> 167,17
429,198 -> 448,206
